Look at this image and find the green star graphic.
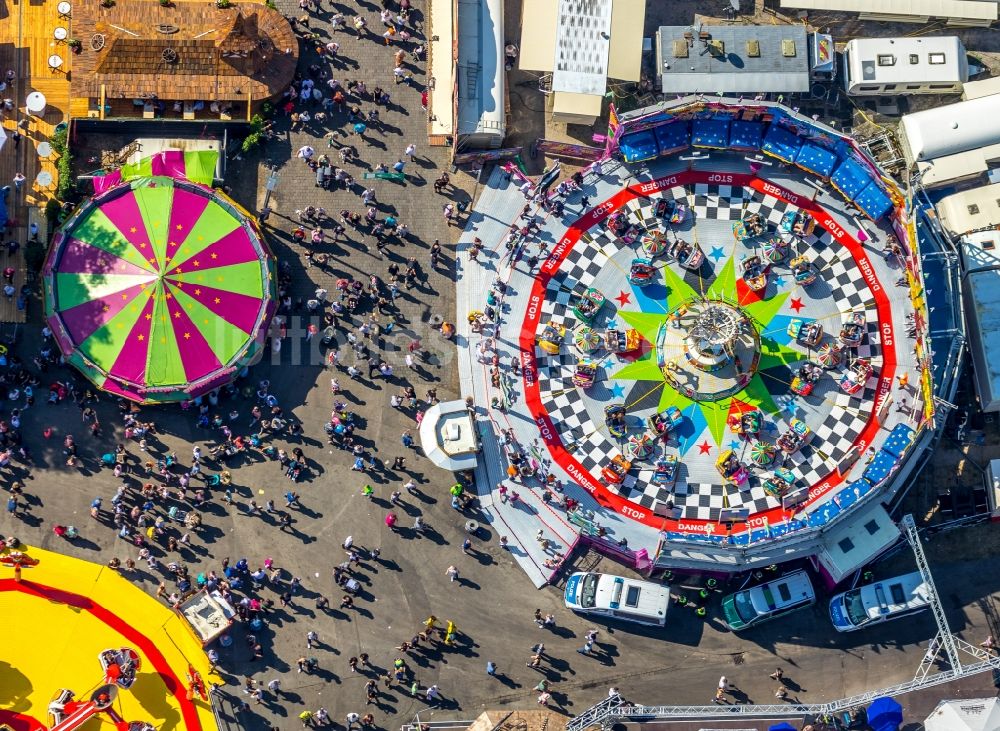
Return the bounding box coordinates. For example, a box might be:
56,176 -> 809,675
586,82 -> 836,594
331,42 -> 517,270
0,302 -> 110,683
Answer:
613,258 -> 804,445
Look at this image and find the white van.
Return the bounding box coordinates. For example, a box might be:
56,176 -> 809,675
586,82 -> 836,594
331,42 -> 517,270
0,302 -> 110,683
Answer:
564,572 -> 670,627
829,571 -> 930,632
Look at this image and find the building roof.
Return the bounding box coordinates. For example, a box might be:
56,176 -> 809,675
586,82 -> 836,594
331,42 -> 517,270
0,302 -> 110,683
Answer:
418,400 -> 479,472
518,0 -> 644,84
780,0 -> 999,22
963,75 -> 1000,100
843,36 -> 967,86
70,0 -> 297,103
936,183 -> 1000,237
814,502 -> 900,583
964,262 -> 1000,411
915,141 -> 1000,189
456,0 -> 505,141
899,93 -> 1000,165
656,25 -> 810,94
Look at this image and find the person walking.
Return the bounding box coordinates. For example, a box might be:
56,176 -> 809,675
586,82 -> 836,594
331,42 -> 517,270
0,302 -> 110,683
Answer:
404,143 -> 416,160
446,565 -> 459,582
486,661 -> 497,676
307,630 -> 318,649
12,173 -> 25,193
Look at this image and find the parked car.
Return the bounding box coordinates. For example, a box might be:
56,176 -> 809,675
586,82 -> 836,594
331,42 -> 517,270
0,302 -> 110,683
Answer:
722,570 -> 816,631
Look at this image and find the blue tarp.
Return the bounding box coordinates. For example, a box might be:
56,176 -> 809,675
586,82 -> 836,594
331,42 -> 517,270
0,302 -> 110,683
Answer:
691,118 -> 730,149
728,120 -> 764,151
0,186 -> 7,229
882,424 -> 915,459
761,125 -> 802,163
620,130 -> 659,163
867,697 -> 903,731
654,121 -> 690,154
795,143 -> 838,178
856,180 -> 893,221
862,449 -> 898,487
768,724 -> 797,731
831,157 -> 869,200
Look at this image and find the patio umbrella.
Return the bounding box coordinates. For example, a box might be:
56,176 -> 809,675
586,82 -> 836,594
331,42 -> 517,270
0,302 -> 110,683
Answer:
867,696 -> 903,731
762,237 -> 787,263
817,343 -> 841,368
573,325 -> 600,353
641,231 -> 668,257
750,440 -> 776,466
43,176 -> 276,403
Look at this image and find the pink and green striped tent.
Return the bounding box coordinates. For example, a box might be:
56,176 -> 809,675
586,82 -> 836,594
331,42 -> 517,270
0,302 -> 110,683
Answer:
43,176 -> 276,404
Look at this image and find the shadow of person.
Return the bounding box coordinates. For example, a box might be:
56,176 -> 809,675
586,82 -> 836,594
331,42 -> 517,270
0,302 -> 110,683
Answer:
0,661 -> 33,712
130,671 -> 184,729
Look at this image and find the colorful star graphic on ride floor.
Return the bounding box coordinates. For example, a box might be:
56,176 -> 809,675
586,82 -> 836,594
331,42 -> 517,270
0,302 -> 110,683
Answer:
609,257 -> 805,455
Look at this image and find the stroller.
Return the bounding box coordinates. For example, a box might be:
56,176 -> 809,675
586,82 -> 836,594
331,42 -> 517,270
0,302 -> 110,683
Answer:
316,165 -> 333,189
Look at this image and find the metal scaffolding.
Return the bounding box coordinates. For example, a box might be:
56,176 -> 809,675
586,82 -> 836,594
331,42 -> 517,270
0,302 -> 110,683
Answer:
565,515 -> 1000,730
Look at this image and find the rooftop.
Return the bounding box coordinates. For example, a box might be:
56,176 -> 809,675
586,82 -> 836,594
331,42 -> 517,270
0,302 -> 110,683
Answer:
780,0 -> 999,22
656,25 -> 810,95
899,92 -> 1000,165
843,36 -> 968,84
70,0 -> 297,104
936,182 -> 1000,238
418,400 -> 479,472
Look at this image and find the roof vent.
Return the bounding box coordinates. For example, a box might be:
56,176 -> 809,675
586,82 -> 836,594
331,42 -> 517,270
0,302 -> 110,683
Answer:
781,39 -> 796,57
673,39 -> 688,58
746,39 -> 760,57
708,40 -> 724,57
162,47 -> 178,63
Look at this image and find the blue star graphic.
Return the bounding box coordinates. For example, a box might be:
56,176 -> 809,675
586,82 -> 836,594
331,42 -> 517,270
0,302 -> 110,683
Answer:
773,275 -> 786,288
709,246 -> 726,261
610,383 -> 625,398
729,440 -> 740,450
606,317 -> 618,328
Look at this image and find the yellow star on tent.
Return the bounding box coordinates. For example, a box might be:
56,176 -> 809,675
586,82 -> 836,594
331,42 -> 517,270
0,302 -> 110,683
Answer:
184,332 -> 191,339
194,289 -> 202,295
193,261 -> 200,267
214,297 -> 221,304
210,253 -> 218,259
176,224 -> 183,230
145,314 -> 152,320
121,293 -> 128,300
174,312 -> 181,319
102,305 -> 109,312
130,227 -> 137,233
137,334 -> 145,341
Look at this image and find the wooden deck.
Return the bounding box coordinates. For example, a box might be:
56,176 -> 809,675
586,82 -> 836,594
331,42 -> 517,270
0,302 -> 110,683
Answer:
0,0 -> 75,323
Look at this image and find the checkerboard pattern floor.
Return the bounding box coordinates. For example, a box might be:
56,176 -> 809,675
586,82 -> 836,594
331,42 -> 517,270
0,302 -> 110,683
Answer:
531,184 -> 885,520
